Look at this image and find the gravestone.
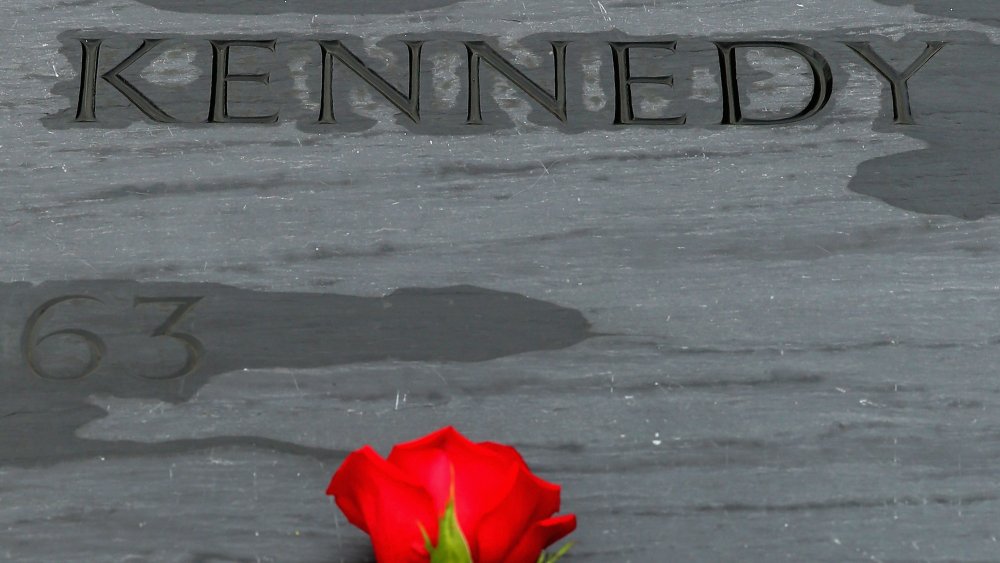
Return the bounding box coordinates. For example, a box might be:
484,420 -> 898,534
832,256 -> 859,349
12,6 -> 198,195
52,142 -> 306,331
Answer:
2,0 -> 999,561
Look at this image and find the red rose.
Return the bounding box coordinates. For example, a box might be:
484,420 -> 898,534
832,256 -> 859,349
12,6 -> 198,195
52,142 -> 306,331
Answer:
326,426 -> 577,563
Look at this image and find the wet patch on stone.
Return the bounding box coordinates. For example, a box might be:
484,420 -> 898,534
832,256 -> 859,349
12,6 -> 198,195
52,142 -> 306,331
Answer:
132,0 -> 464,15
0,280 -> 593,466
846,30 -> 1000,219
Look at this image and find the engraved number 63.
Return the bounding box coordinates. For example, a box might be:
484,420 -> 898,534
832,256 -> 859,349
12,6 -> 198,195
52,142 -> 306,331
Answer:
21,295 -> 204,380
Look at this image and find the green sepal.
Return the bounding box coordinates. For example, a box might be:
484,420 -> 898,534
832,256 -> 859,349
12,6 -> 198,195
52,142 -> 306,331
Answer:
537,542 -> 574,563
419,498 -> 473,563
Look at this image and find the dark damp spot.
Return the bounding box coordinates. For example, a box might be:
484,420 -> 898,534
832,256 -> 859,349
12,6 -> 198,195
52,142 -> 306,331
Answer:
0,280 -> 594,467
131,0 -> 465,15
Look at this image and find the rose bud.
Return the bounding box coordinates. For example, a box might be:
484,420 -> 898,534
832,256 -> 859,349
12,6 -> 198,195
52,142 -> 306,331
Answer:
327,426 -> 577,563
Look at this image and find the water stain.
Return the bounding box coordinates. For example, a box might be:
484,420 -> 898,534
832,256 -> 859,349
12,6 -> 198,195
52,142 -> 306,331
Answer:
872,0 -> 1000,27
132,0 -> 464,15
846,28 -> 1000,219
0,280 -> 594,466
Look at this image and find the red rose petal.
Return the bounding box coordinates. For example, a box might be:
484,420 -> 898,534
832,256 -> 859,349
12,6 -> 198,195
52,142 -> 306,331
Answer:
473,463 -> 562,562
386,443 -> 454,513
326,446 -> 439,563
387,426 -> 520,552
478,442 -> 563,515
499,514 -> 578,563
478,442 -> 529,468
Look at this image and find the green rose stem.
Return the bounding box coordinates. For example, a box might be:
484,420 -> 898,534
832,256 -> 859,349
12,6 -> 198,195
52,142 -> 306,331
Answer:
420,496 -> 472,563
536,542 -> 574,563
419,466 -> 472,563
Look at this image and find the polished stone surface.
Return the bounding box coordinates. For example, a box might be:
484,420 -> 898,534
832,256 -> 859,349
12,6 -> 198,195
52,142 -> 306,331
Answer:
2,1 -> 1000,561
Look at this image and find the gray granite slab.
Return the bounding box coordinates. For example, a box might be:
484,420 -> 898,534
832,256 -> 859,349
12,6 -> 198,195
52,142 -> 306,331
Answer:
2,0 -> 1000,561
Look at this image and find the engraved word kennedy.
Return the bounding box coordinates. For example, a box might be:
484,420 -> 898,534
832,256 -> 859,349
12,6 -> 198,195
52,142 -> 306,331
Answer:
65,35 -> 946,128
